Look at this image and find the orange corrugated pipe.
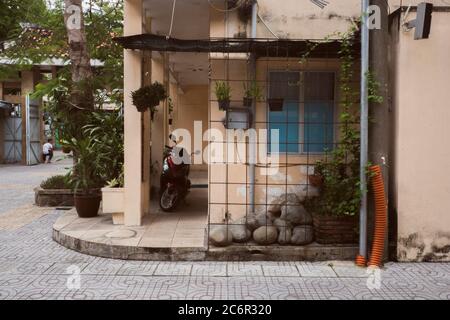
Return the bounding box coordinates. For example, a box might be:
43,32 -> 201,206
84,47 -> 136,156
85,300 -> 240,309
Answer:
355,165 -> 387,267
368,165 -> 387,267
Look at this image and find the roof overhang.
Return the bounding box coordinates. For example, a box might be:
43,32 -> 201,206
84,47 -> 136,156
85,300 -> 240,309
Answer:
114,34 -> 358,59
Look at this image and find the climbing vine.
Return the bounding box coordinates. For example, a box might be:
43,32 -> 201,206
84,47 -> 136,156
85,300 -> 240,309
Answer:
304,21 -> 383,217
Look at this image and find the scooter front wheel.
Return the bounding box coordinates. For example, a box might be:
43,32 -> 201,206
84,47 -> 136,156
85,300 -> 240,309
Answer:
159,186 -> 179,212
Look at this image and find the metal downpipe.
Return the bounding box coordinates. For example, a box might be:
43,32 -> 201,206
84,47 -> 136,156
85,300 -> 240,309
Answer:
357,0 -> 370,266
249,1 -> 258,213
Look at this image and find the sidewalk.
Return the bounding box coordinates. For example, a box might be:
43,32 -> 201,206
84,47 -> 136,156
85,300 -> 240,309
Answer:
0,153 -> 449,300
0,209 -> 449,299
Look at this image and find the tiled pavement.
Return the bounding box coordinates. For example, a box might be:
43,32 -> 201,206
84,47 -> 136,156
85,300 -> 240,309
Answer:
1,156 -> 449,300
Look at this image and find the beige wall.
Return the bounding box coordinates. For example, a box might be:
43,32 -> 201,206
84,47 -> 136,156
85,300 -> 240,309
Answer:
393,11 -> 450,261
208,55 -> 360,224
172,85 -> 209,171
210,0 -> 360,39
208,1 -> 361,224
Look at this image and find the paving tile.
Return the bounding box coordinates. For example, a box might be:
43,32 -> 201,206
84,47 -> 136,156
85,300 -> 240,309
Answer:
330,261 -> 368,278
191,262 -> 227,276
44,262 -> 89,275
227,262 -> 264,277
186,276 -> 228,300
296,262 -> 337,277
81,259 -> 125,275
116,261 -> 159,276
154,262 -> 193,276
262,262 -> 300,277
227,277 -> 271,300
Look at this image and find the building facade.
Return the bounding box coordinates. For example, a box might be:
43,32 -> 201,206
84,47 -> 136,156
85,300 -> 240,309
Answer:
118,0 -> 450,262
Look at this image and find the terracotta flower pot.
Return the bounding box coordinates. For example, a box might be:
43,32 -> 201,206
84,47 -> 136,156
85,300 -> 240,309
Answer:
62,146 -> 72,154
243,97 -> 253,107
308,174 -> 324,188
313,214 -> 358,244
268,98 -> 284,111
74,193 -> 101,218
218,100 -> 230,110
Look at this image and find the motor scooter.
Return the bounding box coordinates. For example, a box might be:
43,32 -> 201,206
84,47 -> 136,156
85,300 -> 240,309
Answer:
159,136 -> 196,211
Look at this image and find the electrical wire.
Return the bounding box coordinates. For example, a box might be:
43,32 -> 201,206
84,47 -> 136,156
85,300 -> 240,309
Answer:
208,0 -> 242,12
257,12 -> 279,39
167,0 -> 177,39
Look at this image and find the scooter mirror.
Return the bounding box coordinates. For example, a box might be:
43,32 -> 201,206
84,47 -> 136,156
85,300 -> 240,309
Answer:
169,134 -> 177,142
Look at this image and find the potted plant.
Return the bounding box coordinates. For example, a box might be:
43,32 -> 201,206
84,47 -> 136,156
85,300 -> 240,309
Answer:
83,111 -> 125,222
267,98 -> 284,111
308,160 -> 325,188
62,145 -> 71,154
214,81 -> 231,110
243,81 -> 262,107
35,174 -> 74,207
131,82 -> 167,119
65,137 -> 104,218
101,167 -> 125,224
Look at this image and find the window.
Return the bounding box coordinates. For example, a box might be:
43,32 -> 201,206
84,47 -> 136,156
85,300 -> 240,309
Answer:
268,71 -> 335,153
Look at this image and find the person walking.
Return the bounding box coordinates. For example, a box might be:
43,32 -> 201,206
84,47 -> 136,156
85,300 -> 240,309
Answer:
42,138 -> 54,164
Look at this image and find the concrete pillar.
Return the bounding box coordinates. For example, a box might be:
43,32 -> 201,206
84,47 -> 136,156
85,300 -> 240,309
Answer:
142,10 -> 152,215
21,70 -> 35,165
123,0 -> 144,226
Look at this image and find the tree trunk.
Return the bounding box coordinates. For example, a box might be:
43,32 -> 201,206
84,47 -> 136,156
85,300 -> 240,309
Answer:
64,0 -> 94,110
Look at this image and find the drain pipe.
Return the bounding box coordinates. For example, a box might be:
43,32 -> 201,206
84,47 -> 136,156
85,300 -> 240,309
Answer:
356,0 -> 370,266
249,1 -> 258,213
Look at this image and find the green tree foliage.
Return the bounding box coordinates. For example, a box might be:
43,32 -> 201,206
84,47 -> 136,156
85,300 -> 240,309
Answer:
1,0 -> 124,91
0,0 -> 47,42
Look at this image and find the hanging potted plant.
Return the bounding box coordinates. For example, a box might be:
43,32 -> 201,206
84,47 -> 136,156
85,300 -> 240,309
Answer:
267,97 -> 284,111
308,160 -> 325,188
214,81 -> 231,110
243,81 -> 262,107
131,82 -> 167,120
65,137 -> 105,218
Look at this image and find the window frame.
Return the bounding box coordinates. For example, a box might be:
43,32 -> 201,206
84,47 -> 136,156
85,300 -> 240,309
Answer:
267,69 -> 338,155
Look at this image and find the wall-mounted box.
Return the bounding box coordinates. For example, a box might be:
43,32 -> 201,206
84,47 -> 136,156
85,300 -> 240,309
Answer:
223,108 -> 251,130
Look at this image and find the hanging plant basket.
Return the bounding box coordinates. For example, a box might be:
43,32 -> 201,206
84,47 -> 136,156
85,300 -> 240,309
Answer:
268,98 -> 284,111
131,82 -> 167,113
243,97 -> 253,107
218,99 -> 230,111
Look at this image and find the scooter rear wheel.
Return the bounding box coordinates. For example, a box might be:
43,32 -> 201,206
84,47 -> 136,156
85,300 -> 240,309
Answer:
159,187 -> 179,212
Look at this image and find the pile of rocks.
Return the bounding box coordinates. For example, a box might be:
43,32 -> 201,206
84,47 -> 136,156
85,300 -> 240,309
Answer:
209,193 -> 314,247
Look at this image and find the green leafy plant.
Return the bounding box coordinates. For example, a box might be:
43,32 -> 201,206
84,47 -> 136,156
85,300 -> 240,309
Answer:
40,174 -> 73,190
131,82 -> 167,113
63,137 -> 105,195
107,165 -> 124,188
83,111 -> 124,186
243,81 -> 263,100
305,25 -> 362,217
214,81 -> 232,102
367,71 -> 384,104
